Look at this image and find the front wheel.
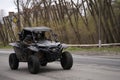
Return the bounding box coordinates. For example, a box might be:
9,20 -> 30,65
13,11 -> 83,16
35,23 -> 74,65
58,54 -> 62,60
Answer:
28,55 -> 40,74
9,53 -> 19,70
60,51 -> 73,70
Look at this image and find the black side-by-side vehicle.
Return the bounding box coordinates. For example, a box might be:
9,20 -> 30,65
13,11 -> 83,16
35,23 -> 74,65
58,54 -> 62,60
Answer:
9,26 -> 73,74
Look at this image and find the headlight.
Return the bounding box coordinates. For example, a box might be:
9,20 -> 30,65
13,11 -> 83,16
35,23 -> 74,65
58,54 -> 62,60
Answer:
28,46 -> 39,52
52,48 -> 57,52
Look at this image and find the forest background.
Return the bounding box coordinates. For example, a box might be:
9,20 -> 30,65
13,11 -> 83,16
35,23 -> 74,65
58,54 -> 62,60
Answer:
0,0 -> 120,46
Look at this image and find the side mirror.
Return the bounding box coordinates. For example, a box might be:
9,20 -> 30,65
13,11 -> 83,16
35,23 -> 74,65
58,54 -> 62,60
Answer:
18,32 -> 21,36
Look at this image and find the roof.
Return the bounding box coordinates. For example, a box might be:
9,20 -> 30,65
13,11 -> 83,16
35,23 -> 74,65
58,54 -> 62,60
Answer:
23,26 -> 51,32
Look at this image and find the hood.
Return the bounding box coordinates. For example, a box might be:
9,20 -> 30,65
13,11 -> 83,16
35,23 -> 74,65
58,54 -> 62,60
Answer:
37,40 -> 60,47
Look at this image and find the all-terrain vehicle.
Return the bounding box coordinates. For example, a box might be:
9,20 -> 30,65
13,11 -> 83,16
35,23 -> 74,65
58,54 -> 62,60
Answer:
9,26 -> 73,74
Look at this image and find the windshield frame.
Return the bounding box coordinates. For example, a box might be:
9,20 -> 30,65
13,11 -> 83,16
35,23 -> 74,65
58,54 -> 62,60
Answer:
31,30 -> 58,43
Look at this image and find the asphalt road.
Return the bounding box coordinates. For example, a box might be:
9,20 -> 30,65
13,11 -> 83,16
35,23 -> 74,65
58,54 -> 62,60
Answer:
0,51 -> 120,80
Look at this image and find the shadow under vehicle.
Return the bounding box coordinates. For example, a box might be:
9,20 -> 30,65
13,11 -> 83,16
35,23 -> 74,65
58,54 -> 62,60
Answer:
9,26 -> 73,74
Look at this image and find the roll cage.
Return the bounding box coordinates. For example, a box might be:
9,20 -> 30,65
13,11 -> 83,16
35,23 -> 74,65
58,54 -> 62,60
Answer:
18,27 -> 56,42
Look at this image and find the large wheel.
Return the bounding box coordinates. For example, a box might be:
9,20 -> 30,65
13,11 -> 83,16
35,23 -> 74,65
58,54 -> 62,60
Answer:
28,55 -> 40,74
9,53 -> 19,70
60,51 -> 73,70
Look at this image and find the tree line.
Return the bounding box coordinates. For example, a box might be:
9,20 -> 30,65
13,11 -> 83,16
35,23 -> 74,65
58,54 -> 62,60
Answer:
0,0 -> 120,46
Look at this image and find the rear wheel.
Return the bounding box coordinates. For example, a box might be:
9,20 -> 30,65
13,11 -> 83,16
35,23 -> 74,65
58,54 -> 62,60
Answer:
28,55 -> 40,74
9,53 -> 19,70
60,51 -> 73,70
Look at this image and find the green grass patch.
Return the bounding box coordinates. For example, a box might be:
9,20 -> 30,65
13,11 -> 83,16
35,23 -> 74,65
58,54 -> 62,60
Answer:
0,44 -> 120,53
66,47 -> 120,53
0,45 -> 12,49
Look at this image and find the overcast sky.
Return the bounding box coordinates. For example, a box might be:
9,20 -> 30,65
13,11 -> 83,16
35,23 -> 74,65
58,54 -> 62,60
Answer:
0,0 -> 16,15
0,0 -> 79,16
